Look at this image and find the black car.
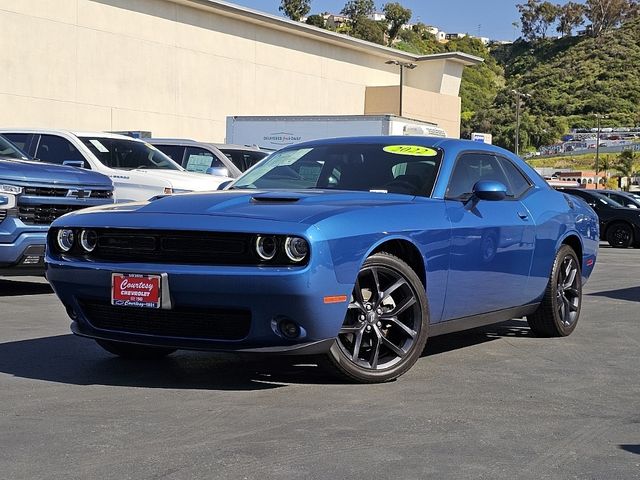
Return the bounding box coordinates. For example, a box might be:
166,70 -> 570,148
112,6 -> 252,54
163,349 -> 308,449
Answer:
559,188 -> 640,248
598,189 -> 640,209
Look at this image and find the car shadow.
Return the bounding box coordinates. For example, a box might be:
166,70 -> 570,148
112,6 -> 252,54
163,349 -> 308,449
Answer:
0,319 -> 533,391
0,278 -> 53,297
588,286 -> 640,302
423,319 -> 532,357
619,444 -> 640,455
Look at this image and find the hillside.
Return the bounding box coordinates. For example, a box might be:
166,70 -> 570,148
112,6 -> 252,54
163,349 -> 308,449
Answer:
479,18 -> 640,151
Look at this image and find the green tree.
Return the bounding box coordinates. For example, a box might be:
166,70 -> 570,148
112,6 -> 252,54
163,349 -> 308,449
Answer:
585,0 -> 639,37
352,18 -> 386,44
279,0 -> 311,21
517,0 -> 560,41
383,2 -> 412,45
306,14 -> 326,28
557,2 -> 585,36
616,150 -> 636,191
341,0 -> 375,32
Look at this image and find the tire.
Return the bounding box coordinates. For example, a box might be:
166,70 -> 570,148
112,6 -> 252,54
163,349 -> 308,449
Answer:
606,222 -> 633,248
323,252 -> 429,383
95,339 -> 176,359
527,245 -> 581,337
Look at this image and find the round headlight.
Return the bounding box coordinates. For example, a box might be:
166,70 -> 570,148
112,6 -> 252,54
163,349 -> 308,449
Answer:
57,229 -> 75,252
79,229 -> 97,252
256,235 -> 277,261
284,236 -> 309,263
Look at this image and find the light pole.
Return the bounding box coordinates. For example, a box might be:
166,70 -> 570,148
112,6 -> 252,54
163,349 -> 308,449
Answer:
594,113 -> 609,187
512,90 -> 531,157
386,60 -> 417,117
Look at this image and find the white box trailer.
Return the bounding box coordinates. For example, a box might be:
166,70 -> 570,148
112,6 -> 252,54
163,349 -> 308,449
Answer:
225,115 -> 447,150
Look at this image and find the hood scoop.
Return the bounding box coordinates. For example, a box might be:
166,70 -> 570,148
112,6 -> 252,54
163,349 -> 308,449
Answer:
250,192 -> 301,204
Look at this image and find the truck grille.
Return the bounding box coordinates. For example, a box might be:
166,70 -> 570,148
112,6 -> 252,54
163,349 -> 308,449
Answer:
87,229 -> 257,265
79,299 -> 251,340
23,187 -> 112,198
0,210 -> 6,224
19,205 -> 84,225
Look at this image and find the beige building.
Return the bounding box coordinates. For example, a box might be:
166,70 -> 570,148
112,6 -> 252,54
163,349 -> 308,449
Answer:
0,0 -> 482,141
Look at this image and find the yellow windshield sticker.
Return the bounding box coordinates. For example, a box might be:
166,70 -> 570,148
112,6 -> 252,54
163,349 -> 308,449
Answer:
383,145 -> 438,157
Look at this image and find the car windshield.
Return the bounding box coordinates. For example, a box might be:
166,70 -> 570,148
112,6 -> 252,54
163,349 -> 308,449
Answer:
80,137 -> 182,171
231,143 -> 443,197
591,192 -> 624,207
0,135 -> 31,160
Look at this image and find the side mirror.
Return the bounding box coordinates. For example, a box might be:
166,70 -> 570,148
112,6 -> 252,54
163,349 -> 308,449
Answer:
205,167 -> 229,177
217,180 -> 233,190
473,180 -> 507,201
63,160 -> 85,168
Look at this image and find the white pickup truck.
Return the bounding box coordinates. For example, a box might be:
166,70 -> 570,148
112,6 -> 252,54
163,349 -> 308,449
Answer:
0,129 -> 230,202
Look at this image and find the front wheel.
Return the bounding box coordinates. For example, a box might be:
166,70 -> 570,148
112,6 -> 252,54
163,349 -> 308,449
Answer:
95,339 -> 176,359
323,253 -> 429,383
527,245 -> 581,337
606,222 -> 633,248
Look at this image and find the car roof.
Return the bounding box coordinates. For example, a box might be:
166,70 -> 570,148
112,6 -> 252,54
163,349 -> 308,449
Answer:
146,138 -> 265,152
0,128 -> 144,142
288,135 -> 514,156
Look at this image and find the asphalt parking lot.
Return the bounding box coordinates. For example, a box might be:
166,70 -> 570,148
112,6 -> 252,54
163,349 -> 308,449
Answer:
0,245 -> 638,480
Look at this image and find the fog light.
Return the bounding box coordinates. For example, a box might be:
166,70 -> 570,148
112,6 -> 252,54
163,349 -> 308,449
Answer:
56,229 -> 75,252
79,229 -> 97,252
284,236 -> 309,262
279,320 -> 301,339
256,235 -> 277,261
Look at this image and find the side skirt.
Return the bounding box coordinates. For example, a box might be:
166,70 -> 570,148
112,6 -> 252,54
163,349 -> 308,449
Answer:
430,304 -> 539,337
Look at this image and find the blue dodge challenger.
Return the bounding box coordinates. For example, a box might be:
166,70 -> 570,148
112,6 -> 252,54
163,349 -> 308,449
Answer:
46,137 -> 599,383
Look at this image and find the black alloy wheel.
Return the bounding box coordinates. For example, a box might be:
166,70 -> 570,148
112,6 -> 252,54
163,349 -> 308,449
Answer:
95,339 -> 176,359
324,253 -> 429,383
606,222 -> 633,248
527,245 -> 581,337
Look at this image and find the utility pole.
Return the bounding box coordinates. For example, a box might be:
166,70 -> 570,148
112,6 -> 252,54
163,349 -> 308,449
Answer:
386,60 -> 417,117
512,90 -> 531,156
594,113 -> 609,188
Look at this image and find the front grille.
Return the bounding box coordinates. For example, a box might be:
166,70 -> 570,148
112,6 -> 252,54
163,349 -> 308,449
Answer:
19,204 -> 84,225
23,187 -> 112,199
23,187 -> 68,197
0,210 -> 6,224
79,299 -> 251,340
87,229 -> 258,265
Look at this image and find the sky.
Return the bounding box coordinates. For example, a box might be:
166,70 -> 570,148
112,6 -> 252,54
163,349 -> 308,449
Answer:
228,0 -> 524,41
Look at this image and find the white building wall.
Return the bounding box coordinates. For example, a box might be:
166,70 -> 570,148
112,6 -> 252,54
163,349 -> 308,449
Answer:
0,0 -> 466,141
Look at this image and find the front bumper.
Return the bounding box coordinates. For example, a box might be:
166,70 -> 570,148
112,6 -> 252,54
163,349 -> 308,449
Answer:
45,257 -> 353,354
0,219 -> 47,275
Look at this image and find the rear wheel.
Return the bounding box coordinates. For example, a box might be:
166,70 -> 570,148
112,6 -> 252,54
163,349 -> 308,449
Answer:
323,253 -> 429,383
527,245 -> 581,337
606,222 -> 633,248
95,339 -> 176,359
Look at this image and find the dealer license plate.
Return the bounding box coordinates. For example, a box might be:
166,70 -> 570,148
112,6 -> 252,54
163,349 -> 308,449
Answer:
111,273 -> 162,309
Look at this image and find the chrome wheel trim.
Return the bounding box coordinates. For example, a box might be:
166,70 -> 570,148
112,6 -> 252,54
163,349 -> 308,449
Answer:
556,255 -> 580,328
337,265 -> 422,371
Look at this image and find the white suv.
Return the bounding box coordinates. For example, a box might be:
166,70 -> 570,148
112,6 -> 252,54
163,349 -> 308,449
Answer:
0,129 -> 231,202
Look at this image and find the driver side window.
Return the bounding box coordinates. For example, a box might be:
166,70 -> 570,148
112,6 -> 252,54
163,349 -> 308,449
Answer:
446,153 -> 509,200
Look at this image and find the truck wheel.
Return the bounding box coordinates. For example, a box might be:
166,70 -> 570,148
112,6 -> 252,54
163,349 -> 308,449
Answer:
323,253 -> 429,383
606,222 -> 633,248
527,245 -> 581,337
95,339 -> 176,359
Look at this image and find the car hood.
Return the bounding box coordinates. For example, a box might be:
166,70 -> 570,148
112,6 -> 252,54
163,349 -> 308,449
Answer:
130,169 -> 230,190
0,157 -> 112,187
97,189 -> 419,224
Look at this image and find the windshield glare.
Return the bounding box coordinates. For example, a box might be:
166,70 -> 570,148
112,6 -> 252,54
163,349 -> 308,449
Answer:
0,135 -> 31,160
81,137 -> 182,171
231,144 -> 443,197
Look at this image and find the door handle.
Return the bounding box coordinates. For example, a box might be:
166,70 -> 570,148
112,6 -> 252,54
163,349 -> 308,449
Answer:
517,212 -> 529,220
